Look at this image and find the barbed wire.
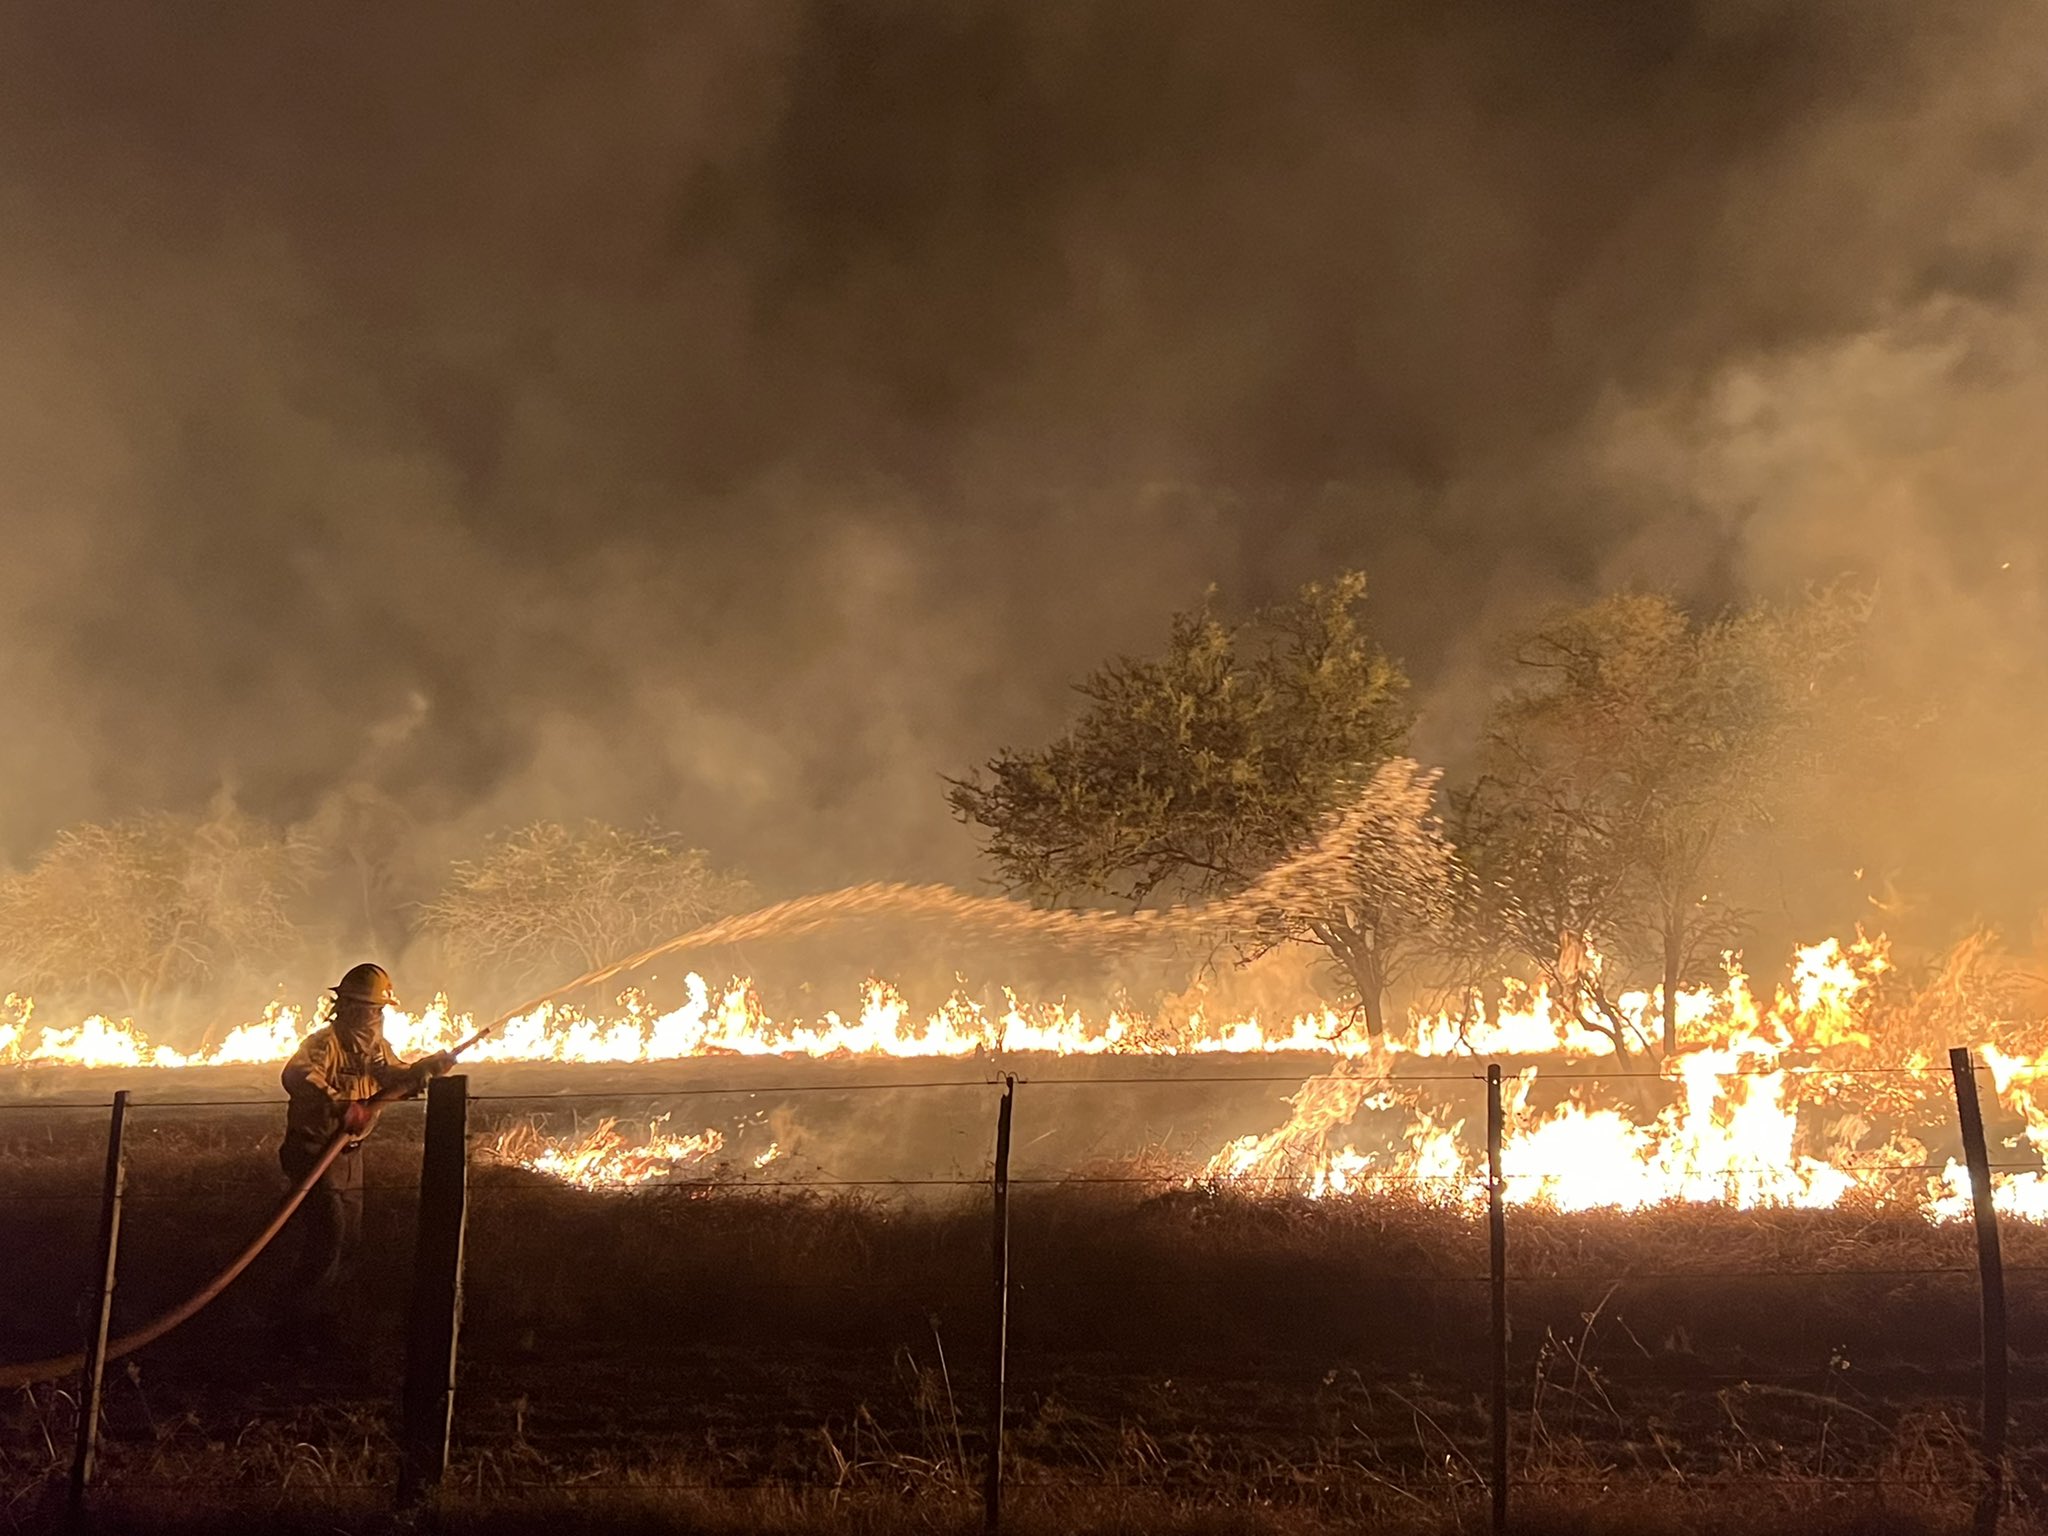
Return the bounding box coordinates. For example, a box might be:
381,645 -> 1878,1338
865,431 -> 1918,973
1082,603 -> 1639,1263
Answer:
470,1079 -> 1004,1102
0,1053 -> 2001,1111
4,1160 -> 2041,1199
0,1098 -> 116,1112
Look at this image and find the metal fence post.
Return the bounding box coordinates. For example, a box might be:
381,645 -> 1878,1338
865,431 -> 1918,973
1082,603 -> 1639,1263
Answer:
399,1074 -> 469,1506
69,1090 -> 129,1514
1486,1065 -> 1508,1535
1950,1047 -> 2008,1536
984,1074 -> 1015,1536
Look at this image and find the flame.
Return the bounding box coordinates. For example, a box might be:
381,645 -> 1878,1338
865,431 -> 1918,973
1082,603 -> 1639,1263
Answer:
0,961 -> 1719,1073
484,1114 -> 783,1191
8,931 -> 2045,1221
1197,935 -> 2006,1218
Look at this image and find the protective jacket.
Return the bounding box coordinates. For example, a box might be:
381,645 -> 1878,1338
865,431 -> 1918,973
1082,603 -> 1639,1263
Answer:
279,1027 -> 417,1172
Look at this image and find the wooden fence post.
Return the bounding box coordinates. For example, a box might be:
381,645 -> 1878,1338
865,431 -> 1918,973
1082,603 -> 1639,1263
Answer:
1487,1065 -> 1508,1536
1950,1046 -> 2008,1536
69,1091 -> 129,1515
399,1074 -> 469,1507
984,1075 -> 1015,1536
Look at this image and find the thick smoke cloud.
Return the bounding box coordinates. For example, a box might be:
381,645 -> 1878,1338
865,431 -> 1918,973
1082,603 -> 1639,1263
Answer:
1,1 -> 2043,930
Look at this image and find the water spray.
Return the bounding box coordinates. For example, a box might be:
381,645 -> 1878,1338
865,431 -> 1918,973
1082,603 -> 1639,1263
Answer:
0,800 -> 1373,1388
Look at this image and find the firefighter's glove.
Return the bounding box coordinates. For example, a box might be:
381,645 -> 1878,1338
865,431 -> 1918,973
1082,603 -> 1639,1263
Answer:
421,1052 -> 456,1079
340,1101 -> 376,1138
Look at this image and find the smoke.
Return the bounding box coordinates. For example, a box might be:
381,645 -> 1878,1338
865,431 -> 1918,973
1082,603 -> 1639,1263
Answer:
1580,307 -> 2048,941
1,0 -> 2043,947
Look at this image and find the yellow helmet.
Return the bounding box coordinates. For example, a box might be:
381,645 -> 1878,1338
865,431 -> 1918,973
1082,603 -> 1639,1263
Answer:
332,962 -> 397,1008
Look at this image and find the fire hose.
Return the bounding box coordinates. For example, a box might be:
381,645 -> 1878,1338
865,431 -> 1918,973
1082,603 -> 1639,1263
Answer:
0,889 -> 1046,1389
0,918 -> 747,1392
0,806 -> 1379,1390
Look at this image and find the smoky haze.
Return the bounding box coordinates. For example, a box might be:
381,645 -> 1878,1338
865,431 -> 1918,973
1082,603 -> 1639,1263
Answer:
2,1 -> 2044,944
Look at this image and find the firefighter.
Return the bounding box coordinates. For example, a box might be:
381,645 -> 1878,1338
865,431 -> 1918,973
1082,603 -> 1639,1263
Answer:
276,962 -> 453,1328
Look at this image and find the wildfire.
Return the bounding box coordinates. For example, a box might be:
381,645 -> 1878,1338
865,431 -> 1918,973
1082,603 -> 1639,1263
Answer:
6,933 -> 2045,1219
0,947 -> 1809,1075
1200,937 -> 2023,1218
0,971 -> 1610,1072
483,1115 -> 783,1191
1,995 -> 310,1070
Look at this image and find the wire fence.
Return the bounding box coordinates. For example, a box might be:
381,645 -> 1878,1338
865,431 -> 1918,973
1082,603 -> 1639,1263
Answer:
0,1058 -> 2040,1528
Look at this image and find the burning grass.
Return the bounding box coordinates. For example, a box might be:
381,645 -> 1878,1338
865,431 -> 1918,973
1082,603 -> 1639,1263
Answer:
15,929 -> 2048,1222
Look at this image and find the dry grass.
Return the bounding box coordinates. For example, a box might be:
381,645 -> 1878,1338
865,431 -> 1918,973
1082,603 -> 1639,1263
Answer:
2,1482 -> 2028,1535
3,1110 -> 2046,1533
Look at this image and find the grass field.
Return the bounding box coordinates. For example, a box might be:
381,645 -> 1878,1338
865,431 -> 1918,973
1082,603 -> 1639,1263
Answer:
1,1077 -> 2043,1534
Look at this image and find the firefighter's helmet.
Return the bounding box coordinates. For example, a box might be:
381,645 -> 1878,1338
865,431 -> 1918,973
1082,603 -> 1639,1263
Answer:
332,962 -> 397,1008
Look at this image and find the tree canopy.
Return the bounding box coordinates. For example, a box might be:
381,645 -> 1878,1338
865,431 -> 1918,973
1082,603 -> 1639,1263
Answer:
1243,756 -> 1461,1036
949,572 -> 1424,1031
1459,588 -> 1867,1053
0,806 -> 318,1009
419,822 -> 754,991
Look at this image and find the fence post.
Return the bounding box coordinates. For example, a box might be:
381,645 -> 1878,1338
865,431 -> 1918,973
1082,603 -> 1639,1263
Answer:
399,1074 -> 469,1507
1950,1047 -> 2008,1536
1486,1065 -> 1508,1535
984,1074 -> 1015,1536
69,1090 -> 129,1515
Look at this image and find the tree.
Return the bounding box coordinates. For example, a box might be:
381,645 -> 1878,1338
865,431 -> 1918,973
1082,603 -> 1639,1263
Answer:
0,805 -> 318,1009
1245,757 -> 1461,1036
296,781 -> 418,956
420,822 -> 753,991
948,572 -> 1423,1032
1459,590 -> 1865,1055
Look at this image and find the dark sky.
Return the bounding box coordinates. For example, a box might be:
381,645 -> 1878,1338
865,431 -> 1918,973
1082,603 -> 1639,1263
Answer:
3,1 -> 2045,897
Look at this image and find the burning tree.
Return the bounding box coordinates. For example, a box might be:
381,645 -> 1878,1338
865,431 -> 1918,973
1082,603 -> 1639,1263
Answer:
1459,589 -> 1865,1055
421,822 -> 753,991
947,572 -> 1433,1034
0,806 -> 318,1010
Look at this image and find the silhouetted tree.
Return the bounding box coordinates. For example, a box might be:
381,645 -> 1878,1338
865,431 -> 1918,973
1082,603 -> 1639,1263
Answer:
421,822 -> 753,991
1460,589 -> 1866,1055
949,572 -> 1427,1032
296,781 -> 419,956
0,805 -> 318,1009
